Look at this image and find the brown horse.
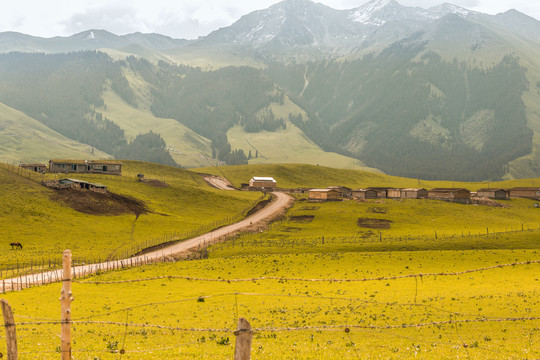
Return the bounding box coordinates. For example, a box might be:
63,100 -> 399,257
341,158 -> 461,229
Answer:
10,242 -> 22,250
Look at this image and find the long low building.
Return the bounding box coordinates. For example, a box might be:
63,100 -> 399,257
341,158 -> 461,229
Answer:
249,177 -> 277,188
308,189 -> 341,201
428,188 -> 471,203
507,187 -> 540,200
49,159 -> 122,175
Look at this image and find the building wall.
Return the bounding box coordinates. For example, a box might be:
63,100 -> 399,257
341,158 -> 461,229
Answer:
249,180 -> 276,188
387,189 -> 401,198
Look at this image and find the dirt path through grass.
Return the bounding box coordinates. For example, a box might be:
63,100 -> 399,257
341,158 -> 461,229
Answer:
2,192 -> 293,291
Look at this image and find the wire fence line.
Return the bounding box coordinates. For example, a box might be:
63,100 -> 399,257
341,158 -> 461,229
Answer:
72,259 -> 540,285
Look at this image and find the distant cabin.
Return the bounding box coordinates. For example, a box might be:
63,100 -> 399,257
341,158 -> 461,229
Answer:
386,188 -> 402,199
19,163 -> 47,173
507,187 -> 540,200
352,189 -> 377,200
428,188 -> 471,204
477,188 -> 508,200
366,187 -> 391,198
49,159 -> 122,175
401,188 -> 428,199
327,186 -> 352,198
249,177 -> 277,188
308,189 -> 341,201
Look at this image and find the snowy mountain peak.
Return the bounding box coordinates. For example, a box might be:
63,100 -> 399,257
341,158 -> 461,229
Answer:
428,3 -> 474,19
350,0 -> 400,26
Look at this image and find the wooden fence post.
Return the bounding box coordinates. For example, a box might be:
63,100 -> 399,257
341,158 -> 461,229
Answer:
60,250 -> 72,360
1,299 -> 18,360
234,318 -> 252,360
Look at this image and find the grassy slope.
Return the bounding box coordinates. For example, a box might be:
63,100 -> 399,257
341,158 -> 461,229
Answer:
0,102 -> 111,163
227,95 -> 380,171
1,162 -> 539,358
100,79 -> 214,168
0,161 -> 260,266
194,163 -> 540,190
1,250 -> 537,359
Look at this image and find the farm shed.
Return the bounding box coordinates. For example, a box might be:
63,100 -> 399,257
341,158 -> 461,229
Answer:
327,186 -> 352,198
476,188 -> 508,200
308,189 -> 341,201
19,163 -> 47,172
428,188 -> 471,204
386,188 -> 402,199
367,187 -> 391,198
507,187 -> 540,200
59,179 -> 107,194
249,177 -> 277,188
401,188 -> 428,199
352,189 -> 377,199
49,159 -> 122,175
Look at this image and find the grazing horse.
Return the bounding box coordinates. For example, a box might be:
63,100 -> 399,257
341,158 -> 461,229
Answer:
10,242 -> 22,250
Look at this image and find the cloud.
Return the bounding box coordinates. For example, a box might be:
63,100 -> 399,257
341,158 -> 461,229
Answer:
62,5 -> 147,35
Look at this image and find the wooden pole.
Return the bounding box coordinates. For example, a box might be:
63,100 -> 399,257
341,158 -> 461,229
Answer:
1,299 -> 18,359
60,250 -> 72,360
233,318 -> 252,360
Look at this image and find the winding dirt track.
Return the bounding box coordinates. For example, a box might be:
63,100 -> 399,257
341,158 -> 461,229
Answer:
2,192 -> 293,292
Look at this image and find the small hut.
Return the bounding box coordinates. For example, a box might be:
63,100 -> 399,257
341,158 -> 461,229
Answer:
352,189 -> 377,200
428,188 -> 471,203
401,188 -> 428,199
327,186 -> 352,198
366,187 -> 391,198
476,188 -> 508,200
308,189 -> 341,201
386,188 -> 402,199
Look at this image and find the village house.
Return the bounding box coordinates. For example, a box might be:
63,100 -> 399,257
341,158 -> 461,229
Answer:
476,188 -> 509,200
48,159 -> 122,175
401,188 -> 428,199
367,187 -> 392,198
352,189 -> 377,199
386,188 -> 402,199
428,188 -> 471,204
308,189 -> 341,201
507,187 -> 540,200
249,177 -> 277,189
19,163 -> 47,173
327,186 -> 352,198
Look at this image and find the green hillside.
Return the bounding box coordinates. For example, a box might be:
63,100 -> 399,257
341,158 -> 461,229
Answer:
100,86 -> 214,168
0,161 -> 260,267
0,102 -> 110,162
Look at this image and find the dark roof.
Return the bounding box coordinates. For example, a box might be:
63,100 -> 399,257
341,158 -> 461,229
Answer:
477,188 -> 506,192
367,187 -> 392,191
508,187 -> 540,191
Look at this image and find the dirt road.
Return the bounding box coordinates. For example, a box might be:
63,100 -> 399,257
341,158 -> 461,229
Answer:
3,192 -> 293,292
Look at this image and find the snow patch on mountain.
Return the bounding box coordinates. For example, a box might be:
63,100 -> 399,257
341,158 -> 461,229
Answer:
350,0 -> 393,25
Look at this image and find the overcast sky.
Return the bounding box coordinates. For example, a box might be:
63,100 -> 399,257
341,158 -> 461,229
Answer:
1,0 -> 539,40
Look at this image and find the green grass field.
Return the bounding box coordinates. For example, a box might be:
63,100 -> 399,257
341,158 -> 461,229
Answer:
0,161 -> 261,268
0,162 -> 539,359
0,250 -> 538,359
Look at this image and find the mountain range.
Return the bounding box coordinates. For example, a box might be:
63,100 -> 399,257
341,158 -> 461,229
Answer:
0,0 -> 539,181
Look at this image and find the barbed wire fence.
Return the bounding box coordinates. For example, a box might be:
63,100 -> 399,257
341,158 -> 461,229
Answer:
0,251 -> 538,359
